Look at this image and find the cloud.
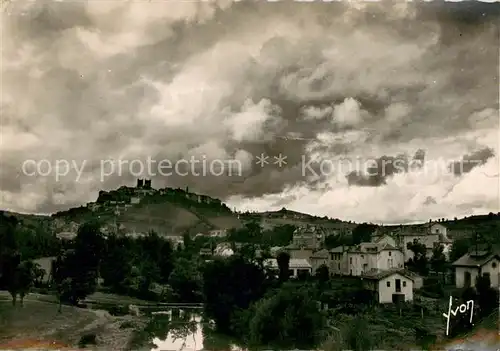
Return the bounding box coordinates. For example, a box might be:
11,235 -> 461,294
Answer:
1,0 -> 499,223
449,147 -> 496,176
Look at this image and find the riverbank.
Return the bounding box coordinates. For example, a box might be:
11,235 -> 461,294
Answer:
0,292 -> 149,350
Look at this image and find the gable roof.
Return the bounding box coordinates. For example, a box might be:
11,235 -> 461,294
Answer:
310,249 -> 329,259
349,242 -> 401,254
361,268 -> 414,281
264,258 -> 312,269
329,246 -> 349,253
452,251 -> 500,267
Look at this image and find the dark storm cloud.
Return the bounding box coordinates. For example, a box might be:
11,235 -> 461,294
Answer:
0,0 -> 499,215
346,150 -> 425,187
449,147 -> 495,176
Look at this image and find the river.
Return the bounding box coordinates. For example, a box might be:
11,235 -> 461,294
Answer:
146,308 -> 244,351
145,308 -> 500,351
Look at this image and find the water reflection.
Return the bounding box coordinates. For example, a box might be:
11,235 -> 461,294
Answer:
149,309 -> 242,351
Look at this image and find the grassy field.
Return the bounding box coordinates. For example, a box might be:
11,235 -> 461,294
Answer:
0,292 -> 148,350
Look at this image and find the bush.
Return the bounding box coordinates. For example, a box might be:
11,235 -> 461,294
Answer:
120,320 -> 135,329
78,333 -> 97,348
107,305 -> 129,316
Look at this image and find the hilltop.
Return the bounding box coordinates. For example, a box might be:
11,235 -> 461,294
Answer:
1,180 -> 499,243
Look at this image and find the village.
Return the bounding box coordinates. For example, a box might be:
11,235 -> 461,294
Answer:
41,180 -> 500,307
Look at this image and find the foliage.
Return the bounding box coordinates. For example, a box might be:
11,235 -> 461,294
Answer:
315,264 -> 330,284
203,256 -> 267,334
276,251 -> 290,283
169,258 -> 203,303
475,274 -> 499,318
407,241 -> 428,275
421,276 -> 444,298
351,223 -> 377,245
430,244 -> 447,272
342,315 -> 374,351
247,284 -> 326,348
449,237 -> 471,263
78,333 -> 97,348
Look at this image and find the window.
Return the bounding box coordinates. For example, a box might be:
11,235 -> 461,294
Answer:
387,281 -> 390,287
389,251 -> 392,256
350,257 -> 353,264
403,281 -> 406,287
493,261 -> 497,268
395,279 -> 401,292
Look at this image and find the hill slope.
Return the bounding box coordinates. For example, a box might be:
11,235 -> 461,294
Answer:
2,185 -> 499,241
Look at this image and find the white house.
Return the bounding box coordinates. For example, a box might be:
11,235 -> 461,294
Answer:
167,235 -> 184,249
426,222 -> 448,237
372,234 -> 397,247
452,250 -> 500,288
284,244 -> 314,260
56,231 -> 77,241
361,269 -> 414,304
291,225 -> 325,250
347,242 -> 405,276
397,232 -> 440,261
213,243 -> 234,257
264,258 -> 312,278
208,229 -> 227,238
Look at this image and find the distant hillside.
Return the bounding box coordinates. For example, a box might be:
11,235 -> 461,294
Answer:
2,184 -> 499,242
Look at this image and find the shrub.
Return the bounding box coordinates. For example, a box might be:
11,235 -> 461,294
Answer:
78,333 -> 97,348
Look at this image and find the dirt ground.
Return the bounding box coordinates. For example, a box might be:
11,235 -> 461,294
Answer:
0,296 -> 148,350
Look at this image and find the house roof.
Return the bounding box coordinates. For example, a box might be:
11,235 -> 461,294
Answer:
329,246 -> 348,253
311,249 -> 329,259
361,268 -> 414,281
349,242 -> 401,254
452,251 -> 500,267
264,258 -> 312,269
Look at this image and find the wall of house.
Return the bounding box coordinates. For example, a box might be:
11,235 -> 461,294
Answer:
455,266 -> 480,288
329,251 -> 348,275
377,250 -> 404,270
376,236 -> 397,247
311,258 -> 329,273
348,253 -> 364,275
402,234 -> 439,261
348,250 -> 404,275
288,248 -> 313,260
430,223 -> 447,237
291,267 -> 312,278
481,258 -> 500,287
378,274 -> 413,303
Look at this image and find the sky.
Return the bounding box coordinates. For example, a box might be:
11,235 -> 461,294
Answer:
1,0 -> 499,224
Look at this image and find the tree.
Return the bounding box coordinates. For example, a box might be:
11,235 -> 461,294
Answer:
315,264 -> 330,284
352,223 -> 377,245
407,241 -> 428,275
100,236 -> 132,292
247,284 -> 326,348
430,244 -> 447,283
169,258 -> 203,303
277,251 -> 290,282
5,258 -> 34,306
52,249 -> 98,306
475,274 -> 498,318
203,256 -> 267,333
343,316 -> 374,351
449,237 -> 470,263
16,261 -> 35,306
